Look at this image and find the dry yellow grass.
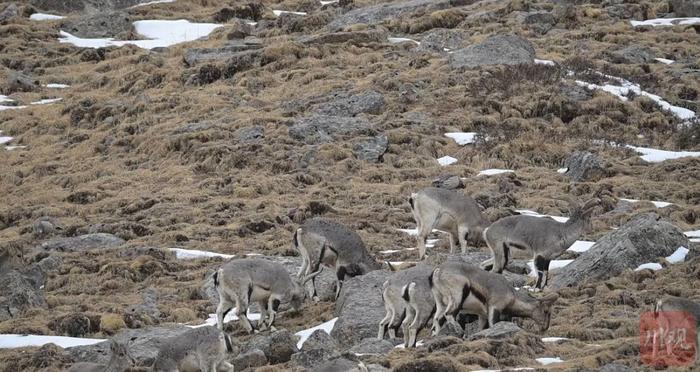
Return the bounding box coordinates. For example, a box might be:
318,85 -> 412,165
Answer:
0,0 -> 698,370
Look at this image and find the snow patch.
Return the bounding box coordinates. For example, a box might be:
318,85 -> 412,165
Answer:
542,337 -> 570,342
626,145 -> 700,163
437,156 -> 458,166
59,20 -> 223,50
477,169 -> 514,176
169,248 -> 234,260
45,83 -> 70,89
557,167 -> 568,174
445,132 -> 477,145
534,59 -> 555,66
30,13 -> 64,21
568,240 -> 595,253
188,309 -> 261,328
295,318 -> 338,349
631,18 -> 700,27
388,37 -> 420,45
685,230 -> 700,238
272,10 -> 307,16
0,334 -> 105,349
654,58 -> 674,65
320,0 -> 339,4
130,0 -> 176,8
635,262 -> 663,271
619,198 -> 672,208
528,260 -> 573,277
575,76 -> 695,120
5,145 -> 26,151
30,98 -> 62,105
514,209 -> 569,223
666,246 -> 689,264
0,137 -> 13,145
537,357 -> 564,365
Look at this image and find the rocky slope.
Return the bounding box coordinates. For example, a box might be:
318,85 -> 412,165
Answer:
0,0 -> 699,370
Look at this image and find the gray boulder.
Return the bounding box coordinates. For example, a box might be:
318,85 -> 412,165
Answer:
347,338 -> 394,355
521,12 -> 556,35
449,34 -> 535,69
61,11 -> 132,38
550,213 -> 692,289
315,90 -> 386,117
293,329 -> 340,367
302,329 -> 339,352
5,71 -> 38,93
33,217 -> 62,237
41,233 -> 125,252
232,348 -> 268,371
609,45 -> 656,64
236,126 -> 264,142
416,28 -> 470,53
0,270 -> 47,321
312,357 -> 364,372
328,0 -> 472,31
0,3 -> 18,23
289,115 -> 374,144
353,135 -> 388,162
68,324 -> 192,365
292,347 -> 341,368
563,151 -> 604,182
332,270 -> 391,348
599,363 -> 634,372
241,330 -> 299,364
432,174 -> 465,190
467,321 -> 524,340
670,0 -> 700,17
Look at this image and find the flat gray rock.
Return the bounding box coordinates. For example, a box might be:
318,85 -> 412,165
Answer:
550,213 -> 692,288
41,233 -> 125,252
449,34 -> 535,69
332,270 -> 391,349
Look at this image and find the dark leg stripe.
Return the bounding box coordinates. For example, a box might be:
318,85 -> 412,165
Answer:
470,286 -> 488,306
455,283 -> 471,315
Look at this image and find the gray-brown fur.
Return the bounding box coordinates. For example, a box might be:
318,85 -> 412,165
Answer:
215,258 -> 306,333
409,187 -> 489,260
404,267 -> 437,347
431,261 -> 558,335
294,218 -> 381,300
482,198 -> 600,289
67,339 -> 134,372
652,296 -> 700,362
377,264 -> 433,347
151,326 -> 233,372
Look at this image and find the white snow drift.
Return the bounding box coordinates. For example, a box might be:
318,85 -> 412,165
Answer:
631,18 -> 700,27
30,13 -> 64,21
445,132 -> 477,145
59,20 -> 223,50
0,334 -> 105,349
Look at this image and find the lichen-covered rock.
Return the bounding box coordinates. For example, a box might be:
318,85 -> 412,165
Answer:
41,233 -> 125,252
563,151 -> 605,182
550,213 -> 692,288
241,330 -> 299,364
449,34 -> 535,69
353,135 -> 388,162
332,270 -> 391,348
289,115 -> 375,144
